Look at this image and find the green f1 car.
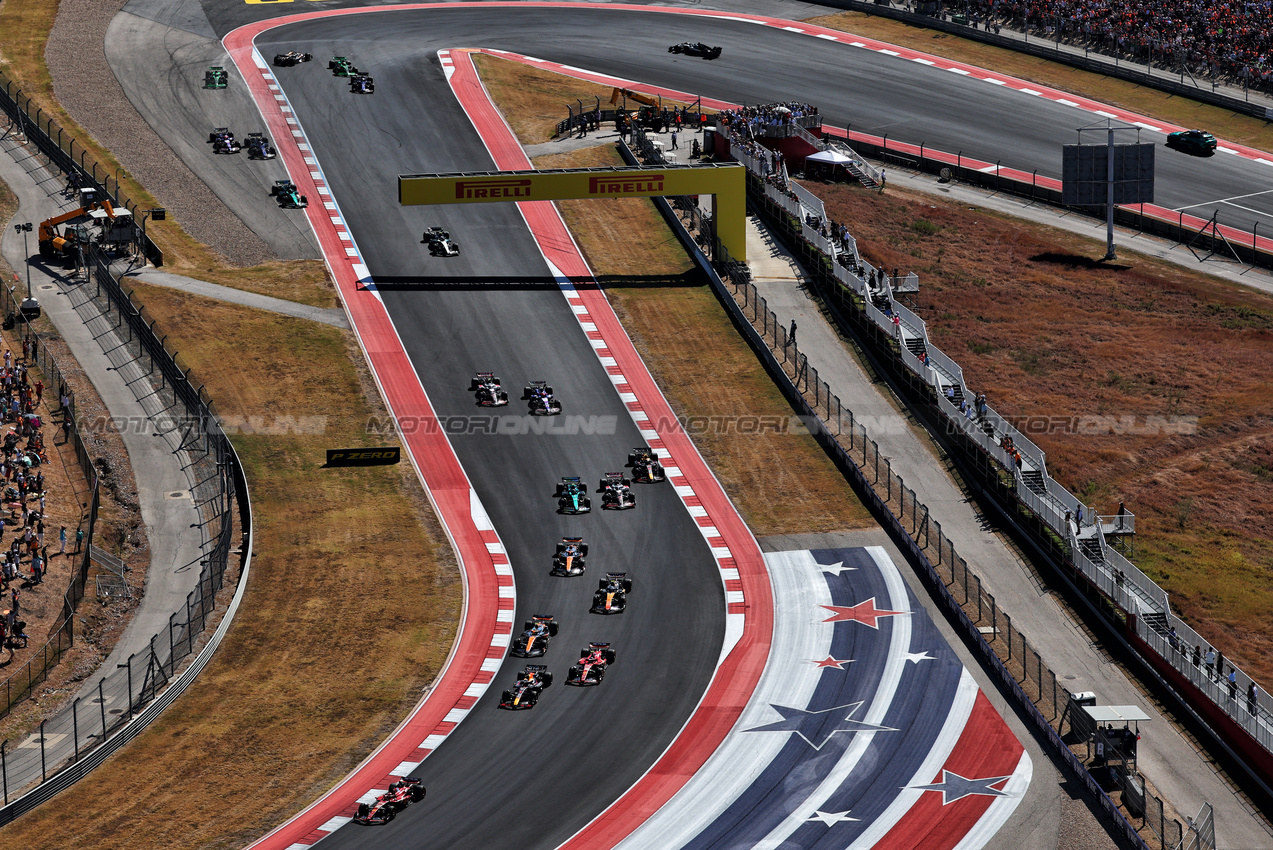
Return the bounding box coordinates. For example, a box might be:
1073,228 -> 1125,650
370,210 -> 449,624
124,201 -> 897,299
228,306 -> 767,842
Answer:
270,180 -> 308,209
555,476 -> 592,514
204,67 -> 228,89
328,56 -> 359,77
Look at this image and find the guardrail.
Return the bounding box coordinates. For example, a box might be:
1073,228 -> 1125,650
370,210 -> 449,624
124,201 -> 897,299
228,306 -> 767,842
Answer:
0,72 -> 163,268
0,244 -> 249,820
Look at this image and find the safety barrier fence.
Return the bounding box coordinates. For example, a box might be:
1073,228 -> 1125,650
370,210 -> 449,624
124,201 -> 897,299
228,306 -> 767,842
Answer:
0,244 -> 249,821
0,285 -> 100,719
712,123 -> 1273,780
641,170 -> 1184,850
0,72 -> 162,267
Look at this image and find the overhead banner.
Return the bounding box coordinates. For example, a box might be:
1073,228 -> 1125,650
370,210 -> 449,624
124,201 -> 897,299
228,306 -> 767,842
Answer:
325,446 -> 402,467
399,164 -> 747,261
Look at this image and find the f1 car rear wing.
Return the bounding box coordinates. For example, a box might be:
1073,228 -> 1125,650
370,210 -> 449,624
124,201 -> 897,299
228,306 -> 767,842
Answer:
562,536 -> 584,544
529,380 -> 549,388
604,472 -> 625,481
588,641 -> 612,649
476,371 -> 496,379
561,476 -> 581,483
604,572 -> 627,579
525,664 -> 549,673
531,614 -> 555,622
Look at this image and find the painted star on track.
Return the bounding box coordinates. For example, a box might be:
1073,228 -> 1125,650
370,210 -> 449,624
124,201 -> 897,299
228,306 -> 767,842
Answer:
807,810 -> 861,826
910,770 -> 1013,804
905,650 -> 936,664
745,701 -> 897,749
812,655 -> 853,669
817,560 -> 857,576
820,597 -> 907,628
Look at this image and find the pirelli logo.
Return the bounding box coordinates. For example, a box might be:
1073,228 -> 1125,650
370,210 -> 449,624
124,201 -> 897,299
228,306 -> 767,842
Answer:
455,178 -> 533,200
589,174 -> 665,195
325,446 -> 402,468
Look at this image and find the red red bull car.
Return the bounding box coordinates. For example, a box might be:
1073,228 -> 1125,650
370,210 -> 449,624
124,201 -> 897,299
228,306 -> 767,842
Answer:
591,572 -> 632,614
469,372 -> 509,406
353,777 -> 426,824
551,536 -> 588,577
567,642 -> 616,686
600,473 -> 636,510
499,664 -> 553,710
510,615 -> 559,657
627,447 -> 666,483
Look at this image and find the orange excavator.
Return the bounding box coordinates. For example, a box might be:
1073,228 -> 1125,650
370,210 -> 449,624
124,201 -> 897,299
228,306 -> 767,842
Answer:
38,198 -> 131,261
609,87 -> 659,108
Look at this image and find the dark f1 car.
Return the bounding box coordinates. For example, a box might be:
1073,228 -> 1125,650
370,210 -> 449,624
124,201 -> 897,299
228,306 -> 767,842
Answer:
273,51 -> 313,67
627,447 -> 666,483
668,42 -> 723,59
208,127 -> 241,154
499,664 -> 552,710
329,56 -> 359,76
555,477 -> 591,514
469,372 -> 509,406
510,615 -> 559,658
592,572 -> 632,614
600,473 -> 636,510
567,642 -> 616,686
270,179 -> 308,209
523,381 -> 562,416
551,536 -> 588,577
353,777 -> 426,824
423,227 -> 460,257
244,132 -> 276,160
204,66 -> 228,89
350,73 -> 375,94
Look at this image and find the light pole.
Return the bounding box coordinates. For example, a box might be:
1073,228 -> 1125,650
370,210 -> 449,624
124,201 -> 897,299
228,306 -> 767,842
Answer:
13,223 -> 32,299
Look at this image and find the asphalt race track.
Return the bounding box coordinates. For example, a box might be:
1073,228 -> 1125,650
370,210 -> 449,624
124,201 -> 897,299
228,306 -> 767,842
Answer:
101,1 -> 1273,847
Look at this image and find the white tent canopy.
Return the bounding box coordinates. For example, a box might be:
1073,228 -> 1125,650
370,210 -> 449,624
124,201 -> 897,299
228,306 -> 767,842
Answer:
1082,705 -> 1152,724
806,150 -> 853,165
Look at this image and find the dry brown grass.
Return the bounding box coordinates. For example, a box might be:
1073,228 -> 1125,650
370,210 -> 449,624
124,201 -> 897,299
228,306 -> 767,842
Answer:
533,142 -> 873,535
804,11 -> 1273,151
815,179 -> 1273,683
0,286 -> 460,849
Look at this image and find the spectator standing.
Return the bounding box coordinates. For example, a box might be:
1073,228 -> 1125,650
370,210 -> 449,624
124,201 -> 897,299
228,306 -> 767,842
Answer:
1192,644 -> 1201,668
75,526 -> 84,553
1249,682 -> 1260,716
1205,648 -> 1216,680
671,130 -> 678,150
59,525 -> 66,556
1227,668 -> 1239,701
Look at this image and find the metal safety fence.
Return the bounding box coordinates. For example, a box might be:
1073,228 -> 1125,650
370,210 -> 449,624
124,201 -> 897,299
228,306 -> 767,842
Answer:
0,245 -> 250,821
0,72 -> 162,267
0,285 -> 100,719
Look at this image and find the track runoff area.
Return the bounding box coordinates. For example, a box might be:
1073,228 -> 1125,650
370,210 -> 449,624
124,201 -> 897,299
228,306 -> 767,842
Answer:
223,6 -> 1031,850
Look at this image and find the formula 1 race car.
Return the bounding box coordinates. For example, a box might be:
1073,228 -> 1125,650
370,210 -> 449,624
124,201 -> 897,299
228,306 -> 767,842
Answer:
328,56 -> 359,76
600,473 -> 636,510
270,179 -> 308,209
244,132 -> 276,160
510,615 -> 560,658
591,572 -> 632,614
273,51 -> 313,67
555,477 -> 592,514
551,536 -> 589,577
523,381 -> 562,416
627,447 -> 666,483
350,73 -> 375,94
423,227 -> 460,257
203,66 -> 228,89
668,42 -> 723,59
353,777 -> 426,824
567,642 -> 616,686
208,128 -> 241,154
469,372 -> 509,406
499,664 -> 553,710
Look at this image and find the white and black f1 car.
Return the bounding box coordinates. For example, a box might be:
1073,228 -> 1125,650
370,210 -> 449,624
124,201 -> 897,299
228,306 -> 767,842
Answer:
567,642 -> 616,686
555,477 -> 591,514
423,226 -> 460,256
244,132 -> 276,160
627,447 -> 666,483
353,777 -> 426,824
273,51 -> 314,67
668,42 -> 723,59
350,73 -> 375,94
523,381 -> 562,415
591,572 -> 632,614
510,615 -> 559,658
600,473 -> 636,510
499,664 -> 552,710
208,127 -> 241,154
469,372 -> 509,406
551,536 -> 588,577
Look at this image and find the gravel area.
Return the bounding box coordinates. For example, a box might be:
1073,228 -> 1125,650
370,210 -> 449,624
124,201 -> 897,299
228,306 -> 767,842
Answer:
44,0 -> 275,266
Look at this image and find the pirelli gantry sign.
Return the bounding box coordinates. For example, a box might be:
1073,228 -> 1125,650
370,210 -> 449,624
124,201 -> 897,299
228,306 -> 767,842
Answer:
399,164 -> 746,262
325,446 -> 402,468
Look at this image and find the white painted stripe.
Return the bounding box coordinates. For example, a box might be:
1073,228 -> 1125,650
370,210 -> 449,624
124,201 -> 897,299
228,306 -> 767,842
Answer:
356,791 -> 381,805
291,130 -> 304,137
849,41 -> 865,47
687,505 -> 708,517
329,215 -> 341,223
653,448 -> 671,459
1134,121 -> 1159,131
268,84 -> 280,91
1096,110 -> 1118,118
879,49 -> 900,56
251,51 -> 268,70
274,95 -> 286,101
711,546 -> 732,559
815,33 -> 838,40
344,248 -> 358,257
323,202 -> 337,210
631,410 -> 649,421
352,263 -> 369,281
297,142 -> 310,150
674,485 -> 694,498
1056,99 -> 1079,107
720,568 -> 740,580
1257,158 -> 1273,166
724,590 -> 745,604
304,157 -> 316,164
986,78 -> 1006,85
485,541 -> 505,554
443,708 -> 469,723
493,562 -> 514,576
1217,146 -> 1238,154
619,392 -> 638,403
571,304 -> 589,314
309,170 -> 322,177
464,683 -> 486,698
318,816 -> 351,832
423,734 -> 446,749
1019,88 -> 1041,96
782,26 -> 804,32
580,321 -> 597,331
285,844 -> 309,850
950,752 -> 1033,850
498,585 -> 515,598
390,760 -> 420,777
496,609 -> 514,622
492,632 -> 511,647
698,525 -> 720,537
280,106 -> 292,113
662,466 -> 681,478
638,429 -> 659,440
912,58 -> 935,65
481,657 -> 503,671
317,187 -> 331,195
977,164 -> 998,173
948,67 -> 971,75
600,356 -> 617,366
590,339 -> 606,350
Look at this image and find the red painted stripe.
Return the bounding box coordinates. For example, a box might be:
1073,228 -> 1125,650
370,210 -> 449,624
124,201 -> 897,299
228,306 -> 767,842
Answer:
875,692 -> 1024,849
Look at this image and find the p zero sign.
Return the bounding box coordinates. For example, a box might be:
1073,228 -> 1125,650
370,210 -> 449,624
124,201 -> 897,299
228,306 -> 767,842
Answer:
325,446 -> 402,468
399,164 -> 747,261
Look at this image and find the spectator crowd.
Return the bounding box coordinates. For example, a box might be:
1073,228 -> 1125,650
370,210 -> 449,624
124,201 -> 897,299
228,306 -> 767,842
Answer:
966,0 -> 1273,90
